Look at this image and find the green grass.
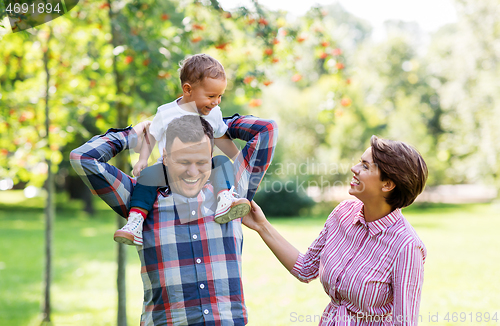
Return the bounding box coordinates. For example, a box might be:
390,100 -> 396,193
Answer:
1,190 -> 499,325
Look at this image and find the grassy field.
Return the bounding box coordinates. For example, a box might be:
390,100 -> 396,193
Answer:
1,190 -> 499,325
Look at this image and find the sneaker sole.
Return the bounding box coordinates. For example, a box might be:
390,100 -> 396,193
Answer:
114,230 -> 142,246
214,202 -> 251,224
214,204 -> 231,218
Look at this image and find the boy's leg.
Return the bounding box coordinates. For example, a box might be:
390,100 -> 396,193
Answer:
211,155 -> 251,224
114,166 -> 161,245
210,155 -> 234,194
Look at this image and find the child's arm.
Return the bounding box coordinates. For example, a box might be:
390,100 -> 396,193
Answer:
133,129 -> 156,177
214,134 -> 239,161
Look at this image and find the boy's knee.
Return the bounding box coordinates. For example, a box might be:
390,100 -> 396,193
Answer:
266,119 -> 278,133
255,118 -> 278,135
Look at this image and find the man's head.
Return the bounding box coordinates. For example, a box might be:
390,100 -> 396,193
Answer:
162,115 -> 215,198
178,54 -> 227,116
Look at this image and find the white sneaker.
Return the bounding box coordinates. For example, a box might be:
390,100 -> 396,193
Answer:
114,211 -> 144,246
214,186 -> 251,224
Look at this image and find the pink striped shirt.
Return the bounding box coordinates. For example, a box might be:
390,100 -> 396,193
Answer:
291,200 -> 426,326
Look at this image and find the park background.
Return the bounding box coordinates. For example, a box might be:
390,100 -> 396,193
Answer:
1,0 -> 500,325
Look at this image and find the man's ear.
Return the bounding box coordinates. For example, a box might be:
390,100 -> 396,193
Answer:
382,179 -> 396,193
162,148 -> 169,165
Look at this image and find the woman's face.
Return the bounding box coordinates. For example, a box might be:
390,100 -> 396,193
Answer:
349,147 -> 387,203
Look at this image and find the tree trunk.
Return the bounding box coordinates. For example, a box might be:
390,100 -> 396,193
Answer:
107,1 -> 131,324
42,27 -> 54,325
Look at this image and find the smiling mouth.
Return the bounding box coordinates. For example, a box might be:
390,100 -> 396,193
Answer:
182,178 -> 200,185
350,176 -> 360,186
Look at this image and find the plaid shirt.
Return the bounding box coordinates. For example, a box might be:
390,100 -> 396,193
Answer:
70,115 -> 277,325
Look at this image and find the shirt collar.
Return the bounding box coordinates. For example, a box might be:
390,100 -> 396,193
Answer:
171,183 -> 214,224
353,206 -> 402,236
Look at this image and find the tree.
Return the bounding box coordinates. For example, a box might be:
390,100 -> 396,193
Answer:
427,0 -> 500,188
42,26 -> 54,325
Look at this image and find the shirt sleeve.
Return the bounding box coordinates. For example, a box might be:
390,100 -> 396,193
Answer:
225,115 -> 278,201
69,127 -> 137,218
392,241 -> 426,325
149,108 -> 165,142
290,202 -> 348,283
290,223 -> 328,283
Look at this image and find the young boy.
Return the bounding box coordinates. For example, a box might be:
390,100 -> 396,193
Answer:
114,54 -> 250,246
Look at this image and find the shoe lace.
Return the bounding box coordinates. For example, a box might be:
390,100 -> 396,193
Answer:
127,213 -> 143,230
226,185 -> 240,199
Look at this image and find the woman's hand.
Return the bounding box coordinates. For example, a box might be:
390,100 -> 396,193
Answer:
241,201 -> 268,233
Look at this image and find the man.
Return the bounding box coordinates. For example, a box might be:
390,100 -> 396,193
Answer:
70,114 -> 277,325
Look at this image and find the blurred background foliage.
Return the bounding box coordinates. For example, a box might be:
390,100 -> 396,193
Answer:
1,0 -> 499,215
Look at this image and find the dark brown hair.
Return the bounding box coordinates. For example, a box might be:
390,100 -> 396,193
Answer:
179,54 -> 226,86
370,135 -> 428,210
164,115 -> 214,154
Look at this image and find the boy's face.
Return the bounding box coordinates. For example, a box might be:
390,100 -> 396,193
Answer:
185,77 -> 227,116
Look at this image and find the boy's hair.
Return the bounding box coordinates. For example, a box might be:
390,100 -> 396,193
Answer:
370,136 -> 428,211
164,115 -> 214,154
179,54 -> 226,86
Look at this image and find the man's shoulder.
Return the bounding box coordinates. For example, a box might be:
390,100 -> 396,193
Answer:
136,163 -> 168,188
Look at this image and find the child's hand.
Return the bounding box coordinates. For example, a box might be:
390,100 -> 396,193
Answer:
132,121 -> 152,153
133,121 -> 151,137
133,159 -> 148,177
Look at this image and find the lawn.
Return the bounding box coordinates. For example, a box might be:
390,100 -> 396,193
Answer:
0,190 -> 499,326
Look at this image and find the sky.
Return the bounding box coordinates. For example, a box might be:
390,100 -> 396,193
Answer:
218,0 -> 458,35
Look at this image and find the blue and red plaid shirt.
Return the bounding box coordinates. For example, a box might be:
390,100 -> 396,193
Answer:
70,115 -> 277,325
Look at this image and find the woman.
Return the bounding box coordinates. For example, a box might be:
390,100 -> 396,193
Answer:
243,136 -> 428,325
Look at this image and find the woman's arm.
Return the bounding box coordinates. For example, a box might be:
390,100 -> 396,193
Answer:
392,242 -> 426,325
242,201 -> 300,271
243,200 -> 329,284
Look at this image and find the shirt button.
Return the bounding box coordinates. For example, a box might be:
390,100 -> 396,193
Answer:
192,234 -> 198,240
204,309 -> 209,315
200,283 -> 205,289
196,258 -> 201,264
191,210 -> 196,216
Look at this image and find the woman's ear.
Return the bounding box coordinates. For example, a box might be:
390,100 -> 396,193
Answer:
382,179 -> 396,193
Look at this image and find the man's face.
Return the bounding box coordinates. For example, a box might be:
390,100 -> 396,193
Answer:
163,136 -> 212,198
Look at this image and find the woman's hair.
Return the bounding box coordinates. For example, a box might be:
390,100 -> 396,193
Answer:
179,54 -> 226,86
164,115 -> 214,154
370,135 -> 428,210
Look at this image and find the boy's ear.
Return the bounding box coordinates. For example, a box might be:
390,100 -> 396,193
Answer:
182,82 -> 192,95
382,179 -> 396,193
